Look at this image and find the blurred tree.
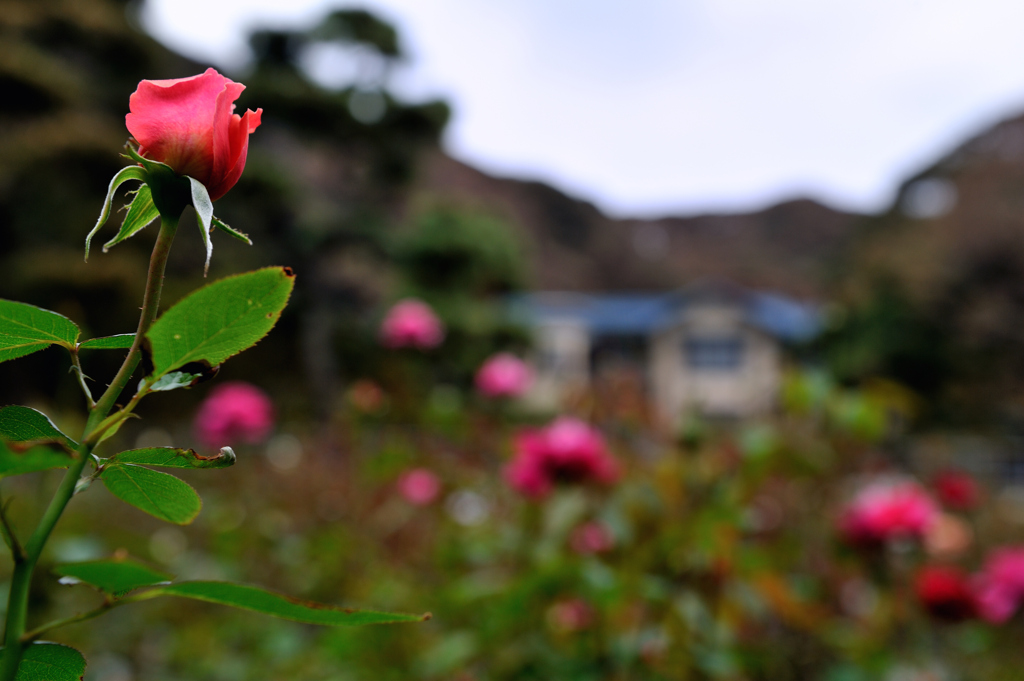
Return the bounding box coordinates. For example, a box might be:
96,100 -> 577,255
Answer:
832,112 -> 1024,427
818,278 -> 950,399
384,205 -> 532,388
310,9 -> 402,58
238,7 -> 450,420
395,205 -> 525,296
825,253 -> 1024,426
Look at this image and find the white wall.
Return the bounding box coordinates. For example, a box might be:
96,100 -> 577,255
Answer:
650,303 -> 780,428
526,320 -> 591,410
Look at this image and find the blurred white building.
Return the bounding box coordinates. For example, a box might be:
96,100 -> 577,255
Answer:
514,282 -> 820,427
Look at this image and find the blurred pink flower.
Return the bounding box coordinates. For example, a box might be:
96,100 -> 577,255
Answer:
570,521 -> 615,554
547,598 -> 594,632
915,565 -> 977,622
379,299 -> 444,349
933,469 -> 980,511
397,468 -> 441,506
475,352 -> 533,398
973,547 -> 1024,623
505,417 -> 620,498
348,379 -> 386,413
839,479 -> 939,546
194,381 -> 274,451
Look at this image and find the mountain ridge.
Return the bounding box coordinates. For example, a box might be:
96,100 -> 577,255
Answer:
413,148 -> 863,298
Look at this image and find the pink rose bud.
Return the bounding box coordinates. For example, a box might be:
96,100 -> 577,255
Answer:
379,298 -> 445,350
396,468 -> 441,506
194,381 -> 275,451
126,68 -> 262,201
475,352 -> 533,398
839,478 -> 939,547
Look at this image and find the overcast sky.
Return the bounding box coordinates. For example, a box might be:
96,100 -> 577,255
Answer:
144,0 -> 1024,218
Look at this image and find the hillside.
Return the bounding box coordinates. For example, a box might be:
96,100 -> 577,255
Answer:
414,150 -> 861,297
817,110 -> 1024,419
852,111 -> 1024,302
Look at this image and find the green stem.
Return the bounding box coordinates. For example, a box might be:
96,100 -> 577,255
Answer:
21,588 -> 166,644
21,599 -> 115,643
85,387 -> 148,447
0,496 -> 24,563
68,349 -> 95,410
0,215 -> 178,680
87,214 -> 179,437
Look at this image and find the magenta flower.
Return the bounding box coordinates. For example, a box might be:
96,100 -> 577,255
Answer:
194,381 -> 274,451
126,68 -> 262,201
505,417 -> 620,498
933,469 -> 980,511
396,468 -> 442,506
973,547 -> 1024,623
915,565 -> 977,622
379,299 -> 445,350
839,479 -> 939,546
475,352 -> 533,398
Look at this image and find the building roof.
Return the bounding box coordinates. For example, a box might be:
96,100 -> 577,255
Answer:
511,284 -> 821,342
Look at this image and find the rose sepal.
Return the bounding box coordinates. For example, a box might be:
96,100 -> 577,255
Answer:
211,217 -> 252,245
101,185 -> 160,254
84,164 -> 147,261
123,146 -> 191,220
95,146 -> 253,275
187,177 -> 214,275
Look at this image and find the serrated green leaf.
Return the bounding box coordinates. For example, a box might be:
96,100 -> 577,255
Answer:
0,642 -> 86,681
85,164 -> 147,261
146,581 -> 429,625
54,557 -> 173,595
0,406 -> 77,450
145,267 -> 295,379
101,465 -> 201,525
188,177 -> 215,275
102,183 -> 159,253
78,334 -> 135,350
212,216 -> 252,245
102,446 -> 235,470
0,300 -> 81,364
0,439 -> 74,479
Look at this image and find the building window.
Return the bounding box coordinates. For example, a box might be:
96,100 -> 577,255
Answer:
539,350 -> 563,374
684,336 -> 744,371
